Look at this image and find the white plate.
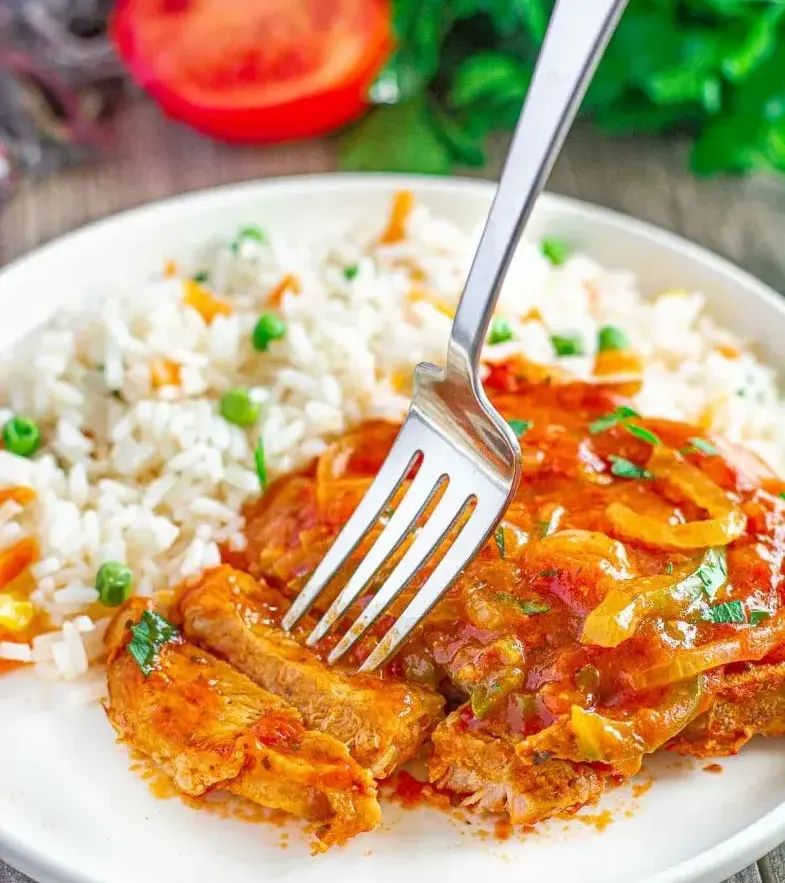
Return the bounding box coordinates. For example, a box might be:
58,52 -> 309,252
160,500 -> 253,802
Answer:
1,174 -> 785,883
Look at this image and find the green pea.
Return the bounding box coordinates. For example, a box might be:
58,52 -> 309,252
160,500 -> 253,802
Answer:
551,333 -> 584,357
96,562 -> 133,607
343,264 -> 359,280
598,325 -> 630,352
2,416 -> 41,458
488,317 -> 513,345
220,388 -> 261,427
252,313 -> 287,352
541,238 -> 570,266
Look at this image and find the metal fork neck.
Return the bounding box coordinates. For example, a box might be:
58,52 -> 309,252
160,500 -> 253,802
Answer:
447,0 -> 628,377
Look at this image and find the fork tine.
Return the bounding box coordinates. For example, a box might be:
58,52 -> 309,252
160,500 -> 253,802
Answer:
326,481 -> 472,666
305,462 -> 445,646
357,497 -> 501,673
281,421 -> 422,631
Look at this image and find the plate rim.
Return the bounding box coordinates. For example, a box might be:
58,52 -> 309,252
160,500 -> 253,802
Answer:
1,171 -> 784,883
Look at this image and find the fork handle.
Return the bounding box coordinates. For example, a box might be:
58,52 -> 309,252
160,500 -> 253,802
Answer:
447,0 -> 628,378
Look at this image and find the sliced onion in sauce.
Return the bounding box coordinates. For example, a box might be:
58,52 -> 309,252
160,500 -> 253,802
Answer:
581,548 -> 727,648
517,677 -> 705,776
607,447 -> 746,550
630,613 -> 785,690
571,676 -> 704,774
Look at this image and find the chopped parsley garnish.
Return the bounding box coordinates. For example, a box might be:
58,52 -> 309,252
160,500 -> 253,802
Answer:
589,406 -> 661,447
666,562 -> 674,575
239,225 -> 266,242
539,568 -> 560,578
343,264 -> 359,280
495,592 -> 550,615
780,492 -> 785,501
551,333 -> 584,357
508,419 -> 531,437
128,610 -> 179,676
541,238 -> 570,266
515,601 -> 549,620
537,518 -> 554,537
192,271 -> 209,283
254,438 -> 267,490
686,437 -> 718,456
493,524 -> 506,558
589,412 -> 622,434
590,406 -> 640,433
704,600 -> 746,624
488,317 -> 513,345
749,609 -> 771,625
609,455 -> 653,480
230,224 -> 267,253
624,424 -> 662,446
597,325 -> 630,353
691,548 -> 727,601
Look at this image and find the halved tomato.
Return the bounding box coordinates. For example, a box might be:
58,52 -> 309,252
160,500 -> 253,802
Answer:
111,0 -> 392,144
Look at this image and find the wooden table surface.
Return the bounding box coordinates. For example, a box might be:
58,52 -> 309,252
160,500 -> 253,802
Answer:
2,97 -> 785,883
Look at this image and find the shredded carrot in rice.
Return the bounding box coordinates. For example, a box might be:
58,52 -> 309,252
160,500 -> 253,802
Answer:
267,273 -> 301,307
0,569 -> 41,671
0,487 -> 36,507
0,594 -> 34,632
0,537 -> 38,592
697,405 -> 716,429
380,190 -> 415,244
163,259 -> 179,278
521,307 -> 544,324
182,279 -> 233,324
585,281 -> 601,316
593,349 -> 643,378
391,257 -> 426,282
391,369 -> 412,393
408,286 -> 454,318
716,342 -> 742,360
150,358 -> 182,389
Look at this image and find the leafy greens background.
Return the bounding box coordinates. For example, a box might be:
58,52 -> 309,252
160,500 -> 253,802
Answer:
340,0 -> 785,177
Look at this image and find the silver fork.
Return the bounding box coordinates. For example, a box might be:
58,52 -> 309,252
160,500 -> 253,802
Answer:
282,0 -> 628,672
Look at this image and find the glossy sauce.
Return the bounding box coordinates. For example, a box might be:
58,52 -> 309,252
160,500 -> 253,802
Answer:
240,374 -> 785,753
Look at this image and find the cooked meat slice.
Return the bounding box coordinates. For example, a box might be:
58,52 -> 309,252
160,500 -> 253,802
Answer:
428,709 -> 607,825
668,663 -> 785,757
105,598 -> 380,851
175,565 -> 445,778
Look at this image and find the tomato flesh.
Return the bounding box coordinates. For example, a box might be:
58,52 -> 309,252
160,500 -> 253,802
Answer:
112,0 -> 392,143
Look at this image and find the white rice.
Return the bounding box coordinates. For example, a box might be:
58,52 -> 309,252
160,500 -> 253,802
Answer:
1,195 -> 784,683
